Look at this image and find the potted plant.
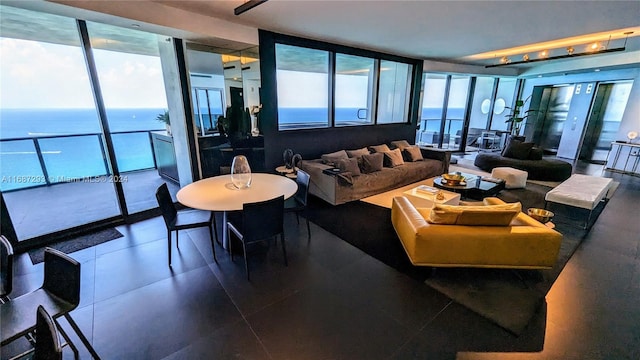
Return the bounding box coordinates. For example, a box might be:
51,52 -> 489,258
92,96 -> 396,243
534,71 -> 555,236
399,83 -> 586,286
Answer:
504,95 -> 538,138
156,110 -> 171,134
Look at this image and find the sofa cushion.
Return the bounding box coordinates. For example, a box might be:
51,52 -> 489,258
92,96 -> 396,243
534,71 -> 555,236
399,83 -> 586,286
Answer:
502,140 -> 534,160
383,148 -> 405,167
335,157 -> 361,176
359,152 -> 384,173
390,140 -> 411,151
346,147 -> 370,158
424,202 -> 522,226
403,145 -> 423,162
368,144 -> 391,153
321,150 -> 348,165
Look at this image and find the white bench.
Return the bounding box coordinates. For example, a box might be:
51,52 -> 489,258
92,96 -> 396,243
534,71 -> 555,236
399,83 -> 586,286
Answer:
544,174 -> 614,229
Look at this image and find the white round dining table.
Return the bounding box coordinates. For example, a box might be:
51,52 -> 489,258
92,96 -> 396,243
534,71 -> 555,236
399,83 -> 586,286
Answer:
177,173 -> 298,248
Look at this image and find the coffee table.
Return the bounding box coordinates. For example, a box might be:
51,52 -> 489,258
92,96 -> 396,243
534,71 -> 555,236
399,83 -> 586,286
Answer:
433,172 -> 505,200
403,185 -> 460,208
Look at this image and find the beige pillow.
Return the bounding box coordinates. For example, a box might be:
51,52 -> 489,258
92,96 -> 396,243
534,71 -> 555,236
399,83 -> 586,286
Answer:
321,150 -> 348,166
427,202 -> 521,226
346,147 -> 370,158
335,157 -> 361,176
368,144 -> 391,153
390,140 -> 411,151
403,145 -> 423,162
383,148 -> 405,167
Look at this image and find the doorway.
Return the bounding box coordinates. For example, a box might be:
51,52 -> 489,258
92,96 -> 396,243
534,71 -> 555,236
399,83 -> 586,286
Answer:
534,85 -> 575,154
579,81 -> 633,163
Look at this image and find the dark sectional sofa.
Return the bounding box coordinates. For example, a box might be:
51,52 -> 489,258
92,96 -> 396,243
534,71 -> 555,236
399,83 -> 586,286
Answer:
474,152 -> 572,181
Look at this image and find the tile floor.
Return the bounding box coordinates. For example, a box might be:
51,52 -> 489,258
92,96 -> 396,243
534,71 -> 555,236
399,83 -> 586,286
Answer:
2,161 -> 639,360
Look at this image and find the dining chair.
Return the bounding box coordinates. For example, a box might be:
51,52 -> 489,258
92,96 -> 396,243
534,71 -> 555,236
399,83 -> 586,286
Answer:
227,195 -> 286,280
34,305 -> 63,360
0,248 -> 101,359
284,169 -> 311,240
1,235 -> 14,303
155,183 -> 218,266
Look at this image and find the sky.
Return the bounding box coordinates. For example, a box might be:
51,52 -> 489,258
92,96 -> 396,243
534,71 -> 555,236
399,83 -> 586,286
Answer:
0,38 -> 167,109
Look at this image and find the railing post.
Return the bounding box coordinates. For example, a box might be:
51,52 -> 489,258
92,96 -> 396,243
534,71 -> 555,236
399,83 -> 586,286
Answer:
96,134 -> 110,176
149,131 -> 158,169
32,138 -> 51,186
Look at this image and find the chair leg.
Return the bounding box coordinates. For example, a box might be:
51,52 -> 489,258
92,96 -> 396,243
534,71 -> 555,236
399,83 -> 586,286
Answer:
209,224 -> 217,263
305,217 -> 311,240
63,313 -> 102,360
53,318 -> 80,359
211,212 -> 219,244
176,229 -> 179,248
295,213 -> 300,225
229,227 -> 234,261
167,229 -> 172,267
242,241 -> 250,281
281,233 -> 288,266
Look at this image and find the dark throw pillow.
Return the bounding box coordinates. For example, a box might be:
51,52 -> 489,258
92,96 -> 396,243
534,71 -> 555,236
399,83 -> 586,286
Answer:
502,140 -> 534,160
403,145 -> 424,162
390,140 -> 411,151
335,157 -> 362,176
359,152 -> 384,173
368,144 -> 391,153
346,147 -> 370,158
528,147 -> 544,160
321,150 -> 348,166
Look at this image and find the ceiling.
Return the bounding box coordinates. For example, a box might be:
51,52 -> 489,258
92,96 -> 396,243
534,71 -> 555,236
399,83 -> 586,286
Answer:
12,0 -> 640,72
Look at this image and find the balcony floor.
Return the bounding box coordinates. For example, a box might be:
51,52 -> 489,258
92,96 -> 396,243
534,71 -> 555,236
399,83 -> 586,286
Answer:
3,169 -> 180,240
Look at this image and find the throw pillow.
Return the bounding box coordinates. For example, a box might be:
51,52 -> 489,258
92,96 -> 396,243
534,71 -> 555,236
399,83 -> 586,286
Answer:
335,157 -> 362,176
383,148 -> 405,167
427,202 -> 521,226
346,147 -> 370,158
502,140 -> 534,160
403,145 -> 423,162
390,140 -> 411,151
359,152 -> 384,173
321,150 -> 348,166
368,144 -> 391,153
528,147 -> 544,160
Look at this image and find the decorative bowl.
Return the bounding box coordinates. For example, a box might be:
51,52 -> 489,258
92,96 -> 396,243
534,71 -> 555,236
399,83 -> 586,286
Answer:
442,173 -> 466,185
527,208 -> 554,223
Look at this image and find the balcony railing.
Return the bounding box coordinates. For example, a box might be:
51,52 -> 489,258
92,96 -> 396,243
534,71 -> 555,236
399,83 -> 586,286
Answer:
0,129 -> 163,192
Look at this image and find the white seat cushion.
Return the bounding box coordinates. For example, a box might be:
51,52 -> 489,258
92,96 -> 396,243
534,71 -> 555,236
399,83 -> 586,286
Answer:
545,174 -> 613,210
491,167 -> 528,189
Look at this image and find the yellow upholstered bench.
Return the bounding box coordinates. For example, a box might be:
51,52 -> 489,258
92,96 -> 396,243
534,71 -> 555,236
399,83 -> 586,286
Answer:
391,196 -> 562,269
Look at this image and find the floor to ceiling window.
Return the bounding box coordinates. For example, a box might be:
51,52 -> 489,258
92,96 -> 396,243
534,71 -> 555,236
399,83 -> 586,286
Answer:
86,21 -> 170,215
418,74 -> 447,146
0,5 -> 180,243
0,6 -> 121,240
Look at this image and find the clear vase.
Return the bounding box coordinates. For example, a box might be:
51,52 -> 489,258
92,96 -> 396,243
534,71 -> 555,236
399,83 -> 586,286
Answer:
231,155 -> 252,189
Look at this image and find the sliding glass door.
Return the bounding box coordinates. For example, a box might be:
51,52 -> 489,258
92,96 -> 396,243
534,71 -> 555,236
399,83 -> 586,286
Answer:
0,6 -> 121,240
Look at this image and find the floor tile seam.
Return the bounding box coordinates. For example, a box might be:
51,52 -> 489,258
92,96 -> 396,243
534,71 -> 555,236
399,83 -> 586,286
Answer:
204,263 -> 275,360
90,262 -> 216,305
93,234 -> 167,257
385,300 -> 455,360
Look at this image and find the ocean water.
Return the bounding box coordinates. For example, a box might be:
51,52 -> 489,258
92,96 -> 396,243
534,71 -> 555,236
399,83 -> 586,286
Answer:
0,108 -> 165,191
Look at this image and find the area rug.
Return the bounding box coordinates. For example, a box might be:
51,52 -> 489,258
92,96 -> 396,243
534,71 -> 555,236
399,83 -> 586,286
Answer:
306,182 -> 606,335
29,228 -> 123,264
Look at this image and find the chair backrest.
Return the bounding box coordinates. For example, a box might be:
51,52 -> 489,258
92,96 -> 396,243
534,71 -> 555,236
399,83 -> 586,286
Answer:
155,183 -> 177,227
34,305 -> 63,360
294,170 -> 310,206
43,248 -> 81,307
242,195 -> 284,242
0,235 -> 14,298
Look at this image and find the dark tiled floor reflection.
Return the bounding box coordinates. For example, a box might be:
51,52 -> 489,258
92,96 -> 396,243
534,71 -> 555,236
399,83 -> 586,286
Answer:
2,162 -> 639,360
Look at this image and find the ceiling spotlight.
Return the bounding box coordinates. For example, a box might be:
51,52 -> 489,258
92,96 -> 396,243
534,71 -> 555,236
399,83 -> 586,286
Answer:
566,46 -> 575,55
539,50 -> 548,58
589,42 -> 600,51
522,54 -> 530,61
500,56 -> 511,64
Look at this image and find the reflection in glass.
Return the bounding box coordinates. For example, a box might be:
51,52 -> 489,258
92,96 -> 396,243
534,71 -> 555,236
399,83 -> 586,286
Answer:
444,75 -> 470,148
490,78 -> 517,131
335,54 -> 375,126
377,60 -> 411,124
418,73 -> 446,146
276,44 -> 329,130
